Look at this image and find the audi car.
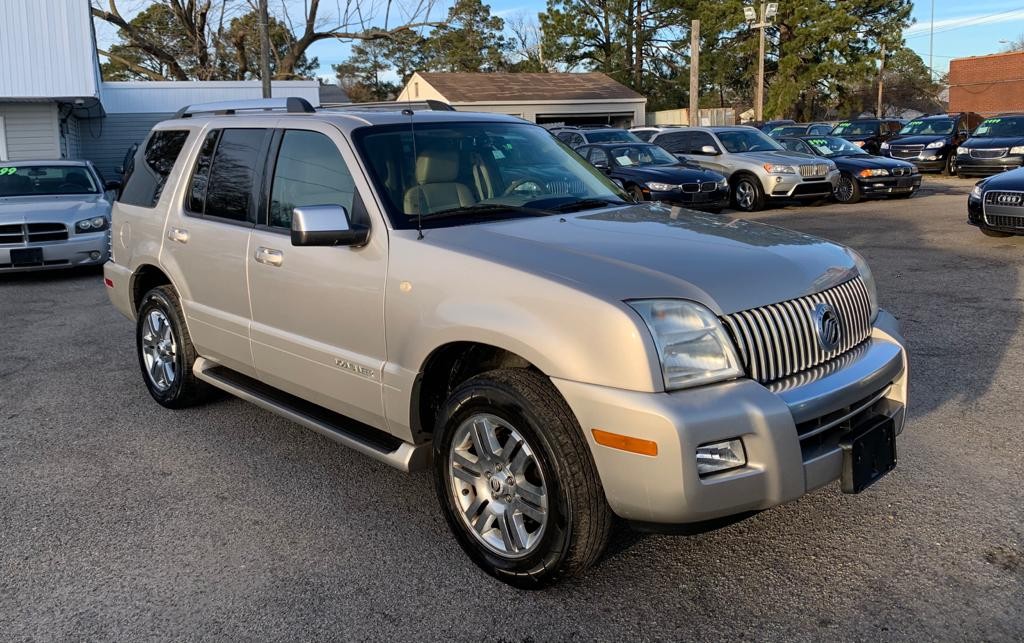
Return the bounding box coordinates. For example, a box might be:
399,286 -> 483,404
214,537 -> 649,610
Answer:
967,166 -> 1024,237
955,114 -> 1024,177
778,136 -> 920,204
880,112 -> 983,175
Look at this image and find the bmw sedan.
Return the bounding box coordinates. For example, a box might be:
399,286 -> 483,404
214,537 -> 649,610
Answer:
0,160 -> 119,272
577,143 -> 729,211
778,136 -> 920,204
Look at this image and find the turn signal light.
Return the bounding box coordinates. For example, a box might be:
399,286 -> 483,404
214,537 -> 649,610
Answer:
592,429 -> 658,456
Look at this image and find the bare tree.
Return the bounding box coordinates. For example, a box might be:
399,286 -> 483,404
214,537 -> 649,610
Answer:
1002,34 -> 1024,53
506,12 -> 545,72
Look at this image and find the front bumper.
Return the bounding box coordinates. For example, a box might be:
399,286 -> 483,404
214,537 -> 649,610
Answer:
0,231 -> 109,272
881,148 -> 951,171
956,154 -> 1024,176
649,188 -> 730,210
968,194 -> 1024,235
553,310 -> 908,526
764,170 -> 839,199
858,174 -> 922,197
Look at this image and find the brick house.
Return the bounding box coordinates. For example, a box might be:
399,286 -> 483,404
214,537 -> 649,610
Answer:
948,51 -> 1024,116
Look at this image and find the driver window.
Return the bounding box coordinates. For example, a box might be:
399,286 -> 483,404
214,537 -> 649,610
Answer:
269,130 -> 355,229
782,139 -> 805,153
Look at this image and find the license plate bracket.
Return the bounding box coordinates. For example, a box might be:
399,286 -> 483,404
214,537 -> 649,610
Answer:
10,247 -> 43,266
840,415 -> 897,494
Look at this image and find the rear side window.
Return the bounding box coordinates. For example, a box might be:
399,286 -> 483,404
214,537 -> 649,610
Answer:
655,131 -> 689,153
188,128 -> 268,223
633,130 -> 654,142
268,130 -> 355,229
119,130 -> 189,208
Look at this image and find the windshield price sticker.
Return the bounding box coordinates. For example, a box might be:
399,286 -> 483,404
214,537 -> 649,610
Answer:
0,167 -> 18,176
808,138 -> 829,146
982,118 -> 1001,125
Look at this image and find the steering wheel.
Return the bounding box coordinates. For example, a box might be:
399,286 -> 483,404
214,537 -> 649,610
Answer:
502,179 -> 546,197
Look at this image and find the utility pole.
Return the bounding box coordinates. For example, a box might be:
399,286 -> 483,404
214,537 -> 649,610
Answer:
689,20 -> 700,126
258,0 -> 272,98
929,0 -> 935,80
876,42 -> 886,118
745,2 -> 778,122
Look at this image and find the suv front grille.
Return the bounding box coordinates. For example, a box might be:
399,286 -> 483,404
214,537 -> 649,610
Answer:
721,277 -> 873,384
799,163 -> 829,178
0,222 -> 69,245
983,190 -> 1024,228
889,144 -> 923,159
970,148 -> 1008,159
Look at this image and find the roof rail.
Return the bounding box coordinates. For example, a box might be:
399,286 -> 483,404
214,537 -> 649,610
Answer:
175,97 -> 316,119
321,99 -> 456,113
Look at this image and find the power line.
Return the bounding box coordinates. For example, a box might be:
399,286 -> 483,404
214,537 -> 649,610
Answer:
905,7 -> 1024,40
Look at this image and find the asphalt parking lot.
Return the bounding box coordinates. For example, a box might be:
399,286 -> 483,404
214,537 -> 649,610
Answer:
1,175 -> 1022,640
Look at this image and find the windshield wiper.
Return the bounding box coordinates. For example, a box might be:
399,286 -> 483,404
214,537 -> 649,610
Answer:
423,203 -> 555,222
549,198 -> 627,213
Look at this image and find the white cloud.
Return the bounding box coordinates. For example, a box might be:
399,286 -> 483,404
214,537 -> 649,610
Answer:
905,8 -> 1024,36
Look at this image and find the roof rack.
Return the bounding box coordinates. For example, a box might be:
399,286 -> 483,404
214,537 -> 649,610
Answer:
322,99 -> 456,113
175,97 -> 316,119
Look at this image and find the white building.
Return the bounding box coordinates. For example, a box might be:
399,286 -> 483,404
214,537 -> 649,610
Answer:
0,0 -> 321,176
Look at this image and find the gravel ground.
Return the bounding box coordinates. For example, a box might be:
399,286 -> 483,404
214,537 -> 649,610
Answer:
1,175 -> 1022,641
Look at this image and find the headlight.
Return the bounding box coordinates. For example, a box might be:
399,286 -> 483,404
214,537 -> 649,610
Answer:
970,183 -> 983,199
957,146 -> 968,155
75,216 -> 109,233
910,165 -> 919,174
646,182 -> 676,191
846,249 -> 879,322
1010,145 -> 1024,155
926,140 -> 945,149
880,141 -> 890,150
858,168 -> 889,177
628,299 -> 743,390
763,163 -> 796,174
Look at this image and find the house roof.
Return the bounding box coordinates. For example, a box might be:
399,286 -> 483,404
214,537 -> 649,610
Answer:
415,72 -> 644,103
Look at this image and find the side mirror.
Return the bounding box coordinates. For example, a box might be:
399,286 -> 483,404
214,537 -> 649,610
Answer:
700,145 -> 720,156
291,205 -> 369,247
104,179 -> 122,191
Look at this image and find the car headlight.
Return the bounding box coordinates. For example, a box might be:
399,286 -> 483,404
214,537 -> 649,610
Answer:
926,140 -> 945,149
910,165 -> 919,174
75,216 -> 109,233
846,249 -> 879,322
970,183 -> 983,199
880,141 -> 890,149
858,168 -> 889,177
628,299 -> 743,390
763,163 -> 796,174
957,146 -> 967,155
646,182 -> 677,191
1010,145 -> 1024,155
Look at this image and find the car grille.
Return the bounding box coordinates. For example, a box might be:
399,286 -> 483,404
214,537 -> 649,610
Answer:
0,222 -> 69,245
984,213 -> 1024,229
720,277 -> 873,384
890,166 -> 914,176
985,191 -> 1024,208
679,181 -> 720,193
983,190 -> 1024,228
970,148 -> 1008,159
799,163 -> 830,178
545,178 -> 588,195
889,145 -> 923,159
795,384 -> 893,461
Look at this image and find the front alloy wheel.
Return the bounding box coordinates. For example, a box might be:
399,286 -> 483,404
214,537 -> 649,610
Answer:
732,177 -> 765,212
834,173 -> 861,204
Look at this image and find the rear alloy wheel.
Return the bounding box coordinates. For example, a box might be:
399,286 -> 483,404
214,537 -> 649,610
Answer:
136,285 -> 212,408
732,176 -> 765,212
834,173 -> 862,204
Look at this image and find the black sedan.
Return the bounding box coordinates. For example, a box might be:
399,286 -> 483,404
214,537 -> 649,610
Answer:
777,136 -> 921,204
577,143 -> 729,211
955,114 -> 1024,177
967,166 -> 1024,237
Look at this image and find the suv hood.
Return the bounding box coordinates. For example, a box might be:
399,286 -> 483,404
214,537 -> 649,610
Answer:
888,134 -> 949,146
429,204 -> 857,315
963,136 -> 1024,148
0,194 -> 110,224
832,154 -> 910,170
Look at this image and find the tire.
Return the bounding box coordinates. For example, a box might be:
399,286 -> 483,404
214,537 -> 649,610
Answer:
433,368 -> 612,588
732,175 -> 766,212
942,154 -> 956,176
630,185 -> 646,202
136,285 -> 212,408
981,228 -> 1013,238
833,173 -> 861,204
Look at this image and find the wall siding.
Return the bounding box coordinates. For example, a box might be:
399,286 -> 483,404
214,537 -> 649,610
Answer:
79,113 -> 171,179
0,103 -> 60,160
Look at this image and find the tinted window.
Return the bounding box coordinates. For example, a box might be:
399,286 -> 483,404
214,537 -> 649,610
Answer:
587,148 -> 609,166
584,129 -> 641,144
632,130 -> 654,142
807,124 -> 832,135
832,121 -> 880,136
269,130 -> 355,229
204,128 -> 267,223
781,139 -> 810,153
187,130 -> 219,213
119,130 -> 189,207
654,131 -> 690,153
689,132 -> 719,153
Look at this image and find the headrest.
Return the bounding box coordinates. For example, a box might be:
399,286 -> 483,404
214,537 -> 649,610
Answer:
415,149 -> 460,184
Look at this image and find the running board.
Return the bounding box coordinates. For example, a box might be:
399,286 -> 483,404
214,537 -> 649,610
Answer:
193,357 -> 431,472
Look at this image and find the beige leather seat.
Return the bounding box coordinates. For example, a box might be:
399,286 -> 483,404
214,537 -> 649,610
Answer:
403,149 -> 476,214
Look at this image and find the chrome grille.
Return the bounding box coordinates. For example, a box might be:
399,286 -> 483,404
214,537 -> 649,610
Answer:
721,277 -> 873,384
545,178 -> 587,195
889,144 -> 923,159
985,191 -> 1024,208
799,163 -> 829,178
0,222 -> 69,245
970,148 -> 1008,159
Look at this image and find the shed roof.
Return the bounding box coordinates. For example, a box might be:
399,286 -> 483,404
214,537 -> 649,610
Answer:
415,72 -> 644,103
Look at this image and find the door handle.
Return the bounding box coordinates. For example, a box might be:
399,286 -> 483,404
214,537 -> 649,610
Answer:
254,246 -> 283,267
167,227 -> 189,244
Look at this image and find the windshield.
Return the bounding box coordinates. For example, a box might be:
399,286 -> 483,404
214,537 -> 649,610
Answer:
831,121 -> 880,137
899,118 -> 955,136
971,116 -> 1024,138
0,164 -> 99,197
768,126 -> 806,138
354,121 -> 628,229
584,129 -> 642,144
802,136 -> 867,157
607,144 -> 679,167
716,129 -> 784,153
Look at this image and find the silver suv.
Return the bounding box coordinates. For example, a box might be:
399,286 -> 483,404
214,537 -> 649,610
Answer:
652,126 -> 840,211
105,99 -> 908,587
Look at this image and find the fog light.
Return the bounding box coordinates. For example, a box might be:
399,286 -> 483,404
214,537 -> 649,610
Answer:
696,439 -> 746,476
89,251 -> 101,260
